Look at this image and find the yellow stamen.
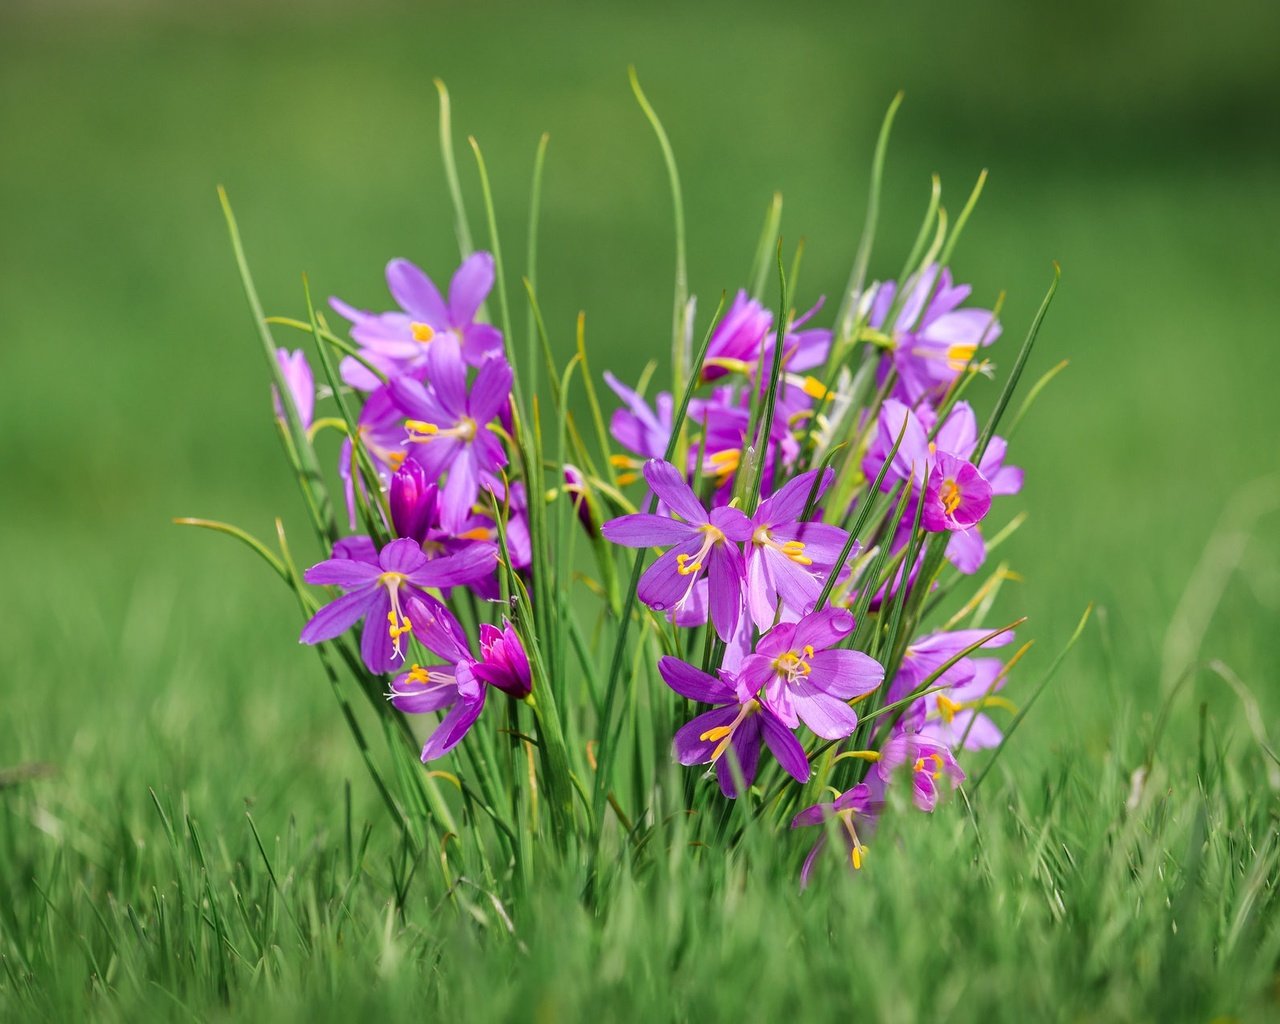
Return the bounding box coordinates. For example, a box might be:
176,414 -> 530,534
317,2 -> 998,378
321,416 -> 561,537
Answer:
615,472 -> 639,486
708,449 -> 740,480
936,693 -> 962,724
676,554 -> 702,576
773,650 -> 812,677
801,375 -> 832,400
610,454 -> 638,469
699,726 -> 733,743
410,321 -> 435,344
457,527 -> 492,542
946,341 -> 976,370
940,479 -> 961,516
913,754 -> 944,780
406,417 -> 478,443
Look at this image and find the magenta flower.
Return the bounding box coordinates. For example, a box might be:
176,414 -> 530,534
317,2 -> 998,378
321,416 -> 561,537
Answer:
299,537 -> 495,673
601,459 -> 751,640
877,731 -> 965,811
273,348 -> 314,429
472,620 -> 532,698
922,451 -> 991,533
700,290 -> 831,384
389,339 -> 511,532
744,468 -> 851,629
660,656 -> 809,798
885,626 -> 1016,732
791,780 -> 884,884
331,253 -> 504,390
740,608 -> 884,739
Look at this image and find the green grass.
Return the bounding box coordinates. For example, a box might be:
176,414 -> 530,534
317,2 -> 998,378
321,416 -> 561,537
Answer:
2,0 -> 1279,1019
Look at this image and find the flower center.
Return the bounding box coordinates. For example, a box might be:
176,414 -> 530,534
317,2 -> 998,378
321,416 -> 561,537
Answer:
912,753 -> 944,780
403,663 -> 450,687
674,524 -> 725,578
377,571 -> 413,660
698,700 -> 760,763
751,525 -> 813,566
940,479 -> 961,516
772,645 -> 816,684
839,810 -> 869,870
406,416 -> 479,444
410,321 -> 435,344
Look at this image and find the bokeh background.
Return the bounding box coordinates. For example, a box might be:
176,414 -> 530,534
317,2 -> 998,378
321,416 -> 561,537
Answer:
2,0 -> 1278,832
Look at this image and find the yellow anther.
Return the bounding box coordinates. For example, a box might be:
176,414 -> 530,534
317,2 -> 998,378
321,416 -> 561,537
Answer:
615,472 -> 639,486
708,449 -> 740,479
702,356 -> 753,377
410,321 -> 435,343
913,754 -> 944,780
676,554 -> 703,576
609,454 -> 638,469
699,726 -> 732,743
406,419 -> 440,437
405,664 -> 433,686
801,375 -> 832,400
386,451 -> 407,471
387,610 -> 413,641
940,479 -> 961,516
781,540 -> 814,567
457,527 -> 492,542
774,650 -> 811,677
936,693 -> 962,724
946,341 -> 976,370
803,644 -> 815,658
850,844 -> 867,870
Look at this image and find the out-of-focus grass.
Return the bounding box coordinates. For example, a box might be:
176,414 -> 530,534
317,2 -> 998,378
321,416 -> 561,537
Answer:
1,1 -> 1278,1019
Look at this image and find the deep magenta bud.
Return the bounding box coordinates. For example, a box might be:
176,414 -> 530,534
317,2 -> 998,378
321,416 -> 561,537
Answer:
473,620 -> 532,698
389,458 -> 436,544
563,464 -> 597,537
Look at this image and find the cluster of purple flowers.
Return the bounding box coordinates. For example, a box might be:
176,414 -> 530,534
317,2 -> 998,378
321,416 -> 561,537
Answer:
277,245 -> 1025,884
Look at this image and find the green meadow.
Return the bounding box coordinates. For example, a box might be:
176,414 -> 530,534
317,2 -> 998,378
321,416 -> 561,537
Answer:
2,1 -> 1277,1019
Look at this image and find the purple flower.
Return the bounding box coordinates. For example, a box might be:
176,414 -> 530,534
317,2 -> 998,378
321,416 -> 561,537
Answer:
331,253 -> 504,390
601,459 -> 751,640
885,626 -> 1016,732
273,348 -> 314,429
744,468 -> 852,629
563,464 -> 597,536
472,620 -> 532,699
660,656 -> 809,798
299,537 -> 495,673
389,339 -> 512,532
389,658 -> 487,761
339,383 -> 409,529
740,608 -> 884,739
866,265 -> 1001,403
791,780 -> 884,885
389,457 -> 435,544
700,290 -> 831,383
922,451 -> 991,533
877,731 -> 965,811
918,657 -> 1013,751
603,372 -> 673,483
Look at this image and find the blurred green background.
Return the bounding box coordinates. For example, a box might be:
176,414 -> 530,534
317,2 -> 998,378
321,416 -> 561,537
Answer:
2,0 -> 1277,828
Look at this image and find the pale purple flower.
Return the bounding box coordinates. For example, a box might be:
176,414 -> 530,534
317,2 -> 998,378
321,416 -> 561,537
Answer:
744,468 -> 852,629
877,730 -> 965,811
273,348 -> 314,428
740,608 -> 884,739
660,656 -> 809,798
918,657 -> 1011,751
389,338 -> 511,533
299,537 -> 495,673
867,264 -> 1001,403
331,253 -> 504,390
885,626 -> 1016,732
601,459 -> 751,640
791,780 -> 884,885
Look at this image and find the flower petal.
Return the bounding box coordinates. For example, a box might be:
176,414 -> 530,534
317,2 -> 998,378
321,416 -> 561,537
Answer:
806,649 -> 884,699
791,607 -> 855,652
303,558 -> 381,588
641,460 -> 707,525
420,691 -> 486,761
447,251 -> 495,326
658,656 -> 734,703
601,513 -> 695,547
299,590 -> 370,645
760,710 -> 810,782
386,258 -> 449,325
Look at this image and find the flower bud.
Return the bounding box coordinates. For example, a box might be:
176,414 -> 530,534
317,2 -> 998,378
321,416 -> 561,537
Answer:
389,458 -> 436,544
473,620 -> 532,699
